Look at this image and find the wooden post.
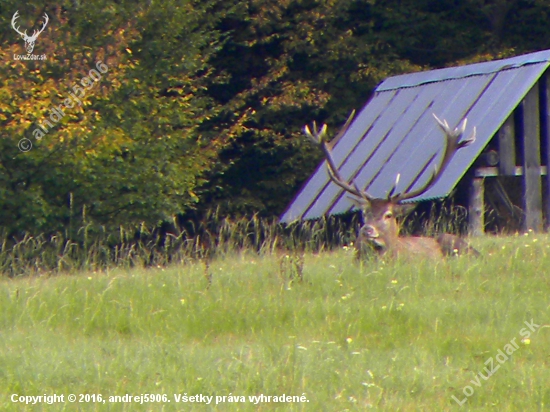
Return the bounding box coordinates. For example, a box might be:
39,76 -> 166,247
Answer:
522,83 -> 543,232
498,116 -> 516,175
544,72 -> 550,229
468,177 -> 484,236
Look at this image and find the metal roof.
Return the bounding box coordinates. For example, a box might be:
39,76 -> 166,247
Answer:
281,49 -> 550,223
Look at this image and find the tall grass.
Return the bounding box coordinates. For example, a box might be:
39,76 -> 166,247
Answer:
401,201 -> 470,237
0,233 -> 549,410
0,211 -> 360,277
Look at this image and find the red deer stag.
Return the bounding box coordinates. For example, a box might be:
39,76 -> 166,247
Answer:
304,113 -> 479,259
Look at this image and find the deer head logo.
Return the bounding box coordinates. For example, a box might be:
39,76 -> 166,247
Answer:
11,11 -> 49,54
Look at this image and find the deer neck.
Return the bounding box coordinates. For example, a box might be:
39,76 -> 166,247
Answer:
378,222 -> 401,256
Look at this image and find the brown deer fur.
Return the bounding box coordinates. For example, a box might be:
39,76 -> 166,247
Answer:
355,200 -> 479,259
304,113 -> 479,260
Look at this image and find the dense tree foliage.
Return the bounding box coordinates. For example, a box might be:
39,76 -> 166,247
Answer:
201,0 -> 550,215
1,0 -> 550,235
0,0 -> 221,235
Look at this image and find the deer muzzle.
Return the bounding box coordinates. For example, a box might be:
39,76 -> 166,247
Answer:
361,225 -> 386,249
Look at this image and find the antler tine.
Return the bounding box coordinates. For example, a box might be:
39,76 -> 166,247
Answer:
303,122 -> 327,145
304,111 -> 374,201
387,173 -> 401,200
331,110 -> 356,146
432,113 -> 449,131
459,117 -> 467,133
392,114 -> 476,203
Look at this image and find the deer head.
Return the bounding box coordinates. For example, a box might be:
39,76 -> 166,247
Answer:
304,113 -> 476,255
12,11 -> 49,54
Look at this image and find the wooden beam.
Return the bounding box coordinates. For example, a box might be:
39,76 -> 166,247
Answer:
522,83 -> 543,232
468,178 -> 484,236
475,166 -> 547,177
498,116 -> 516,175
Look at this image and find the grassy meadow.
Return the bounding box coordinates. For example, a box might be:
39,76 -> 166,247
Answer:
0,233 -> 549,411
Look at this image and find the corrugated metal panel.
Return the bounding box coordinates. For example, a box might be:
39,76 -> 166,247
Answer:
328,74 -> 493,215
280,89 -> 398,222
401,62 -> 547,201
280,50 -> 550,223
301,87 -> 419,220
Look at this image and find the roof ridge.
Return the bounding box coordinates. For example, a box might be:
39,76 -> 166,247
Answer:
377,49 -> 550,92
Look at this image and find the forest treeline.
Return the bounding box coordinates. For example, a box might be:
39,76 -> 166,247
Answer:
1,0 -> 549,237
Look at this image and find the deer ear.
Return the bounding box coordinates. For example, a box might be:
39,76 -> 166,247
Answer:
393,203 -> 416,217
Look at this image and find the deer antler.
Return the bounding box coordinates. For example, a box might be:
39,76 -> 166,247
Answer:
31,13 -> 49,40
303,111 -> 374,202
390,114 -> 476,202
11,11 -> 48,40
11,11 -> 28,38
304,112 -> 475,207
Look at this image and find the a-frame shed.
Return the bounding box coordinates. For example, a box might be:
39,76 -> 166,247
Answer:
281,49 -> 550,233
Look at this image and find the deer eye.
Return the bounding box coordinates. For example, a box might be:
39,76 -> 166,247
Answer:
384,212 -> 393,219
